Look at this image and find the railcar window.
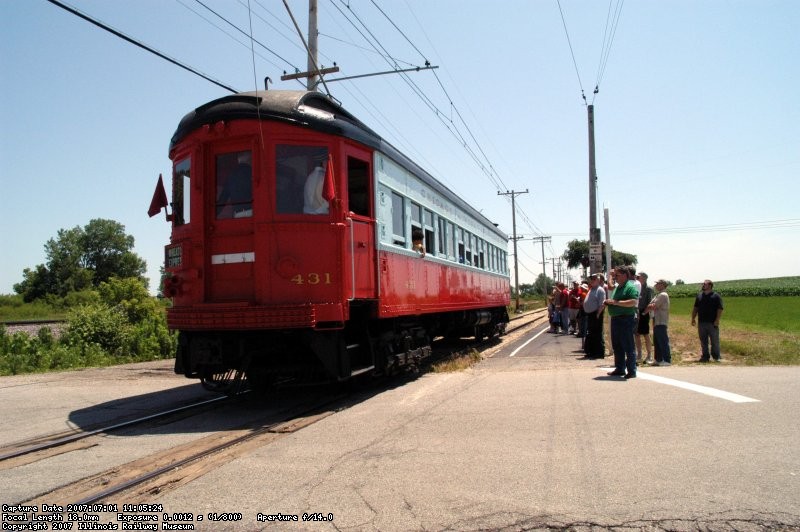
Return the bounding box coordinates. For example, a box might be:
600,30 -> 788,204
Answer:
423,209 -> 434,256
276,145 -> 329,215
437,218 -> 447,256
347,157 -> 370,216
391,192 -> 405,246
410,202 -> 423,252
172,158 -> 190,226
450,222 -> 457,261
458,228 -> 465,264
216,150 -> 253,219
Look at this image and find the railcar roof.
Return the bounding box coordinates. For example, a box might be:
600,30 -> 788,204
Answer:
170,90 -> 508,241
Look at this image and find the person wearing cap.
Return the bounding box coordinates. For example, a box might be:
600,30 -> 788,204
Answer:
603,266 -> 640,378
635,272 -> 655,364
582,274 -> 606,359
647,279 -> 672,365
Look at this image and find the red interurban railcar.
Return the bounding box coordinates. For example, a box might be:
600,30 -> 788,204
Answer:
152,90 -> 510,392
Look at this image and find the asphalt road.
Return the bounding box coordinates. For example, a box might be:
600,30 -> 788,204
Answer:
1,324 -> 799,531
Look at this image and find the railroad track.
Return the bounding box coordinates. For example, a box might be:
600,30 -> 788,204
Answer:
5,312 -> 548,510
19,392 -> 347,508
0,396 -> 230,466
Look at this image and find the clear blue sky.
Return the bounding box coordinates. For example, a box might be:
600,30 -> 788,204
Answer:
2,0 -> 798,295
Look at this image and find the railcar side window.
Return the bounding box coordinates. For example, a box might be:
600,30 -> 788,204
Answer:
216,150 -> 253,219
423,209 -> 434,255
437,218 -> 447,256
172,158 -> 190,226
391,192 -> 405,246
276,145 -> 329,215
410,202 -> 422,251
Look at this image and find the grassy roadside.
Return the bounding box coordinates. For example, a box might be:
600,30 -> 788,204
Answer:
666,297 -> 800,366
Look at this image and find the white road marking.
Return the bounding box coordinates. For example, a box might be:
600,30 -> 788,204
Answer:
599,368 -> 760,403
509,326 -> 551,357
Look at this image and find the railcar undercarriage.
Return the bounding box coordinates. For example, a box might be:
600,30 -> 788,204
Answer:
173,306 -> 508,394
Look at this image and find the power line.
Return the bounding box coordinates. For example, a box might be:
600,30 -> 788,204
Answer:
556,0 -> 587,103
191,0 -> 297,69
593,0 -> 624,101
547,218 -> 800,237
45,0 -> 238,94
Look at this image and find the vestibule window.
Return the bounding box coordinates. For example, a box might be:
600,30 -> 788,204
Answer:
216,150 -> 253,219
172,157 -> 191,225
276,145 -> 329,215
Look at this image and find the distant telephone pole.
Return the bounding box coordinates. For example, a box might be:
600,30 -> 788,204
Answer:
498,189 -> 528,312
530,236 -> 552,295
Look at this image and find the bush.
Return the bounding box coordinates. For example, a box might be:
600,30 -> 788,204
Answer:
1,277 -> 177,375
63,304 -> 133,357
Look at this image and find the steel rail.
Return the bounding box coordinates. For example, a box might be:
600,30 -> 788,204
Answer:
0,396 -> 229,462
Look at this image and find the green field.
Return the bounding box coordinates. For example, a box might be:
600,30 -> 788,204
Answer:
667,276 -> 800,298
670,296 -> 800,334
667,295 -> 799,365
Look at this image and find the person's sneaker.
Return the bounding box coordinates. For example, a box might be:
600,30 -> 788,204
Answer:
659,361 -> 671,366
651,361 -> 660,366
643,358 -> 653,365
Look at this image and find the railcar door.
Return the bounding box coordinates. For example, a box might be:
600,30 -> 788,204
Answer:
205,145 -> 257,302
270,143 -> 342,311
345,153 -> 376,299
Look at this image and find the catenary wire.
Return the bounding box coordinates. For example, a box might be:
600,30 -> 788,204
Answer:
45,0 -> 238,94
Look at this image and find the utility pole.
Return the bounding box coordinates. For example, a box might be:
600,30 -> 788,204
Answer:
498,189 -> 528,312
306,0 -> 318,90
604,206 -> 612,273
588,105 -> 603,275
530,236 -> 552,295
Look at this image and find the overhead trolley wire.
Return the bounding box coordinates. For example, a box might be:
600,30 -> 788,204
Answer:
332,0 -> 507,194
594,0 -> 624,101
347,0 -> 512,194
556,0 -> 587,103
45,0 -> 238,94
191,0 -> 297,70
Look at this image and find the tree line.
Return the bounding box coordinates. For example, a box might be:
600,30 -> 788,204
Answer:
2,219 -> 174,375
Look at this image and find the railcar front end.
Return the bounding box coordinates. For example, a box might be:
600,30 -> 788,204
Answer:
153,91 -> 510,392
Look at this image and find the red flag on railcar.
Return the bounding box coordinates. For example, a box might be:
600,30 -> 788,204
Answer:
148,174 -> 169,217
322,155 -> 336,202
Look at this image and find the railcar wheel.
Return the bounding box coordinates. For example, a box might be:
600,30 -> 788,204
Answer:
200,368 -> 246,396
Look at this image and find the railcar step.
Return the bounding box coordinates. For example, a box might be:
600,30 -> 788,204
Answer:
350,365 -> 375,377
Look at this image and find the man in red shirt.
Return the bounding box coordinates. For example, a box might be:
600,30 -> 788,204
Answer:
568,281 -> 584,335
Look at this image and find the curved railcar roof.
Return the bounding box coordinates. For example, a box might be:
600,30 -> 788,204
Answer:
170,90 -> 508,241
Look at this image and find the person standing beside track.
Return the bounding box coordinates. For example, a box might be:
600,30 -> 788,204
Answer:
691,279 -> 724,362
635,272 -> 654,364
603,266 -> 640,379
568,281 -> 583,334
582,274 -> 606,359
648,279 -> 672,365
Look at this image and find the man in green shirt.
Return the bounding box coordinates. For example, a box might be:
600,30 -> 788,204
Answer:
604,266 -> 640,378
